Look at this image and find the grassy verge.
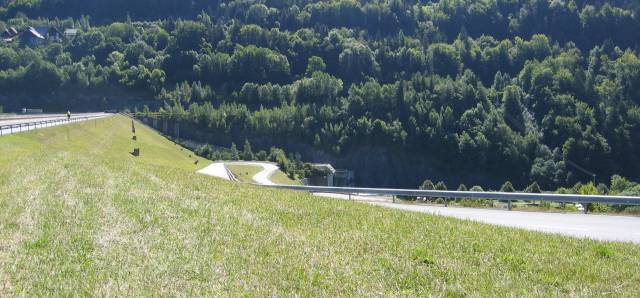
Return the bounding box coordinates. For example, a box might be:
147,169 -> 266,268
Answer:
226,164 -> 262,183
269,170 -> 301,185
0,115 -> 639,296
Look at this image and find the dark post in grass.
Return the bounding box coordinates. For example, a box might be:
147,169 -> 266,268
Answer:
131,120 -> 139,155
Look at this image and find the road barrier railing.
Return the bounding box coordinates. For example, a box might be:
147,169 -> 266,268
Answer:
267,184 -> 640,213
0,115 -> 105,136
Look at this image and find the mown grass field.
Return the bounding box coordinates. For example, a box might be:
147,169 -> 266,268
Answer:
0,115 -> 639,296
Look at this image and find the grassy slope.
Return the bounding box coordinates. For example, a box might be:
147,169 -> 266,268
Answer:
226,164 -> 263,183
270,170 -> 301,185
0,115 -> 639,296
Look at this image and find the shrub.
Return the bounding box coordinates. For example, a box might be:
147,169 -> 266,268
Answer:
195,144 -> 213,158
230,143 -> 239,160
500,181 -> 516,192
461,199 -> 486,208
525,182 -> 542,193
539,201 -> 551,209
470,186 -> 484,192
242,139 -> 254,161
256,150 -> 268,161
624,206 -> 640,215
210,150 -> 221,161
420,179 -> 434,190
590,203 -> 611,213
597,183 -> 609,195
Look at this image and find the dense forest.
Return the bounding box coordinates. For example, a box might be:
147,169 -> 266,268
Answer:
1,0 -> 640,188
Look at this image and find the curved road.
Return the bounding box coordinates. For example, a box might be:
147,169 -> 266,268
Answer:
197,161 -> 278,185
197,162 -> 640,244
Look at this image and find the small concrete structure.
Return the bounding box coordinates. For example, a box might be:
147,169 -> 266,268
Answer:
307,164 -> 336,186
20,27 -> 45,46
334,169 -> 355,187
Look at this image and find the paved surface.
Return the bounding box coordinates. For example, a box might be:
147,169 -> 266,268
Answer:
0,113 -> 110,136
197,162 -> 232,180
233,162 -> 278,185
197,161 -> 278,185
379,203 -> 640,243
197,162 -> 640,244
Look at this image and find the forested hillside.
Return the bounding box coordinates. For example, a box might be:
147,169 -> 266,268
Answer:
1,0 -> 640,188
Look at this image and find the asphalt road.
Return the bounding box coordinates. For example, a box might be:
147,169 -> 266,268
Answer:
379,202 -> 640,243
0,113 -> 110,136
198,159 -> 640,244
322,192 -> 640,244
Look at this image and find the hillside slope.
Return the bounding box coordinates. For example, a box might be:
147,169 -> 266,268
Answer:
2,0 -> 640,188
0,115 -> 639,296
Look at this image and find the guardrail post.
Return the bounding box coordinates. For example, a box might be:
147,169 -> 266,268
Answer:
508,200 -> 512,211
392,195 -> 396,203
348,193 -> 352,200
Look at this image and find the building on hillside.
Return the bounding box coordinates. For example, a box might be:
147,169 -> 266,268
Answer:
4,26 -> 68,45
64,28 -> 78,39
2,27 -> 19,42
19,27 -> 45,46
39,26 -> 63,41
306,164 -> 336,186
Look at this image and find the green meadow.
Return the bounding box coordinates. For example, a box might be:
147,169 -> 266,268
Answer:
0,115 -> 638,296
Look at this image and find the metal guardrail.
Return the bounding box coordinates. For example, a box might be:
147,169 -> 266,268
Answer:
267,184 -> 640,213
223,164 -> 240,182
0,115 -> 105,136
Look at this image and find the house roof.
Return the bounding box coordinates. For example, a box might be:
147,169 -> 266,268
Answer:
24,27 -> 45,39
64,28 -> 78,35
2,27 -> 18,39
